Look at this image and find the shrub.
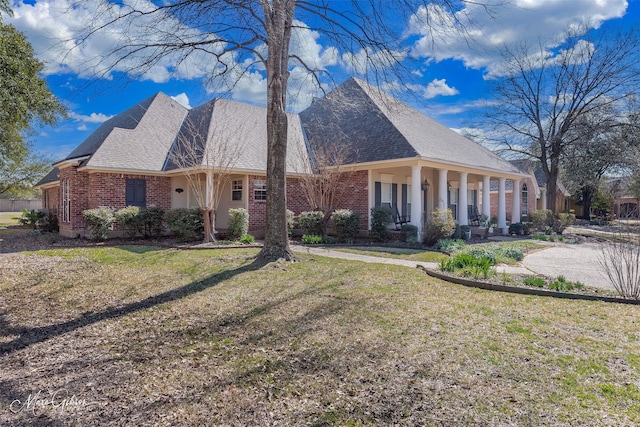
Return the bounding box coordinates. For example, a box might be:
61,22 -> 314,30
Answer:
331,209 -> 360,242
529,209 -> 553,232
164,208 -> 204,241
83,207 -> 115,241
297,211 -> 324,236
286,209 -> 295,237
239,234 -> 255,245
460,224 -> 471,240
498,246 -> 524,262
115,206 -> 143,238
440,252 -> 494,279
552,213 -> 575,234
400,224 -> 419,243
370,206 -> 392,242
462,246 -> 497,265
302,234 -> 323,244
599,232 -> 640,299
508,222 -> 524,236
523,276 -> 545,288
38,210 -> 59,233
15,209 -> 45,229
140,207 -> 165,237
227,208 -> 249,240
435,238 -> 465,253
423,208 -> 455,246
549,275 -> 575,291
451,224 -> 462,240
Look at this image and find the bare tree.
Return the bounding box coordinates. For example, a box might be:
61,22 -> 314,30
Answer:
486,25 -> 640,212
71,0 -> 486,261
295,139 -> 355,237
169,101 -> 244,243
561,107 -> 639,218
599,232 -> 640,300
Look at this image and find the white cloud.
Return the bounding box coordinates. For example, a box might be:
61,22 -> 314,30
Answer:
407,0 -> 628,76
77,124 -> 87,131
423,78 -> 459,99
69,112 -> 113,123
170,93 -> 192,109
341,47 -> 407,75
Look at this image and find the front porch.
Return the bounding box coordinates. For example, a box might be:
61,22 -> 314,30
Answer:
367,162 -> 528,236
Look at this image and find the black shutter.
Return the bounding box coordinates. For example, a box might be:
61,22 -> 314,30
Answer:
374,182 -> 381,207
126,179 -> 146,208
392,183 -> 398,208
401,184 -> 408,216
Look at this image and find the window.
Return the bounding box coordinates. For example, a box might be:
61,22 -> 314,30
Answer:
43,190 -> 49,210
381,182 -> 393,205
61,178 -> 70,223
254,179 -> 266,201
402,184 -> 412,221
448,187 -> 459,220
126,178 -> 146,208
232,180 -> 243,201
521,184 -> 528,216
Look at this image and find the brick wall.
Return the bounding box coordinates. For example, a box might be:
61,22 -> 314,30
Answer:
88,173 -> 171,211
334,170 -> 369,229
58,166 -> 90,238
489,177 -> 537,221
246,170 -> 369,233
42,187 -> 60,218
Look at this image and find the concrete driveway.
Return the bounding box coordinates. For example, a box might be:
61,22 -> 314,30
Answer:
522,242 -> 613,290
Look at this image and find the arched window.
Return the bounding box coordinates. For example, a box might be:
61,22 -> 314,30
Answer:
521,183 -> 528,215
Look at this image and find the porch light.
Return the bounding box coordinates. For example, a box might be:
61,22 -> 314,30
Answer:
421,180 -> 430,191
175,188 -> 184,193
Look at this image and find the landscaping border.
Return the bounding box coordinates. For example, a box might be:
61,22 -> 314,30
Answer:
419,266 -> 640,305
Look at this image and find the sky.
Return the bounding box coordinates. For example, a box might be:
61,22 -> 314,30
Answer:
4,0 -> 640,162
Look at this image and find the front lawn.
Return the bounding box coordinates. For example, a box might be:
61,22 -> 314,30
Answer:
331,246 -> 448,263
1,246 -> 639,425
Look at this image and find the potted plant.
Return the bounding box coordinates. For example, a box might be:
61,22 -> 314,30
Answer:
460,224 -> 471,240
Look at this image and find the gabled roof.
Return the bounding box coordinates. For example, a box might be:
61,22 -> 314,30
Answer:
300,78 -> 524,175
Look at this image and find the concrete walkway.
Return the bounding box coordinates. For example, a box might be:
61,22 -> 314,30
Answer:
521,242 -> 612,290
290,245 -> 531,275
292,241 -> 615,291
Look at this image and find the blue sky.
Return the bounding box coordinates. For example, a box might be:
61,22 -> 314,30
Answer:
5,0 -> 640,162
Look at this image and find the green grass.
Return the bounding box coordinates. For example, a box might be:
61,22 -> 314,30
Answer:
1,245 -> 640,425
0,212 -> 21,226
333,246 -> 449,262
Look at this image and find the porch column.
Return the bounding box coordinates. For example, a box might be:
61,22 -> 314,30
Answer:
482,175 -> 491,218
498,177 -> 507,234
459,172 -> 468,225
438,169 -> 448,212
512,178 -> 521,224
541,188 -> 547,210
411,165 -> 422,234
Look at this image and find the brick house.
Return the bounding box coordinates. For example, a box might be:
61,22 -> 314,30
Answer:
37,78 -> 529,237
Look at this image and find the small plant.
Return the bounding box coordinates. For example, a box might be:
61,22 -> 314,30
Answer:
435,238 -> 465,253
83,206 -> 115,241
301,234 -> 323,245
164,208 -> 204,241
500,272 -> 513,284
462,246 -> 497,265
549,275 -> 577,291
115,206 -> 143,238
498,246 -> 524,262
331,209 -> 360,242
239,234 -> 255,244
599,234 -> 640,299
15,209 -> 45,230
227,208 -> 249,240
523,276 -> 545,288
370,206 -> 391,242
297,211 -> 324,236
423,208 -> 455,246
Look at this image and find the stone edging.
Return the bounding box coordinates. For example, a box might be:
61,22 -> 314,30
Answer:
418,265 -> 640,305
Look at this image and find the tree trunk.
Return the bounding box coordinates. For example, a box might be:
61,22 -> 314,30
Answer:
258,0 -> 296,263
545,161 -> 559,213
202,209 -> 215,243
581,187 -> 594,220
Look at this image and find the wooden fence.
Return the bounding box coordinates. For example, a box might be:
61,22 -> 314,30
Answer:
0,199 -> 41,212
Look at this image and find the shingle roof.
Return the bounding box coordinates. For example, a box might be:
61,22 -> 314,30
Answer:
35,168 -> 59,187
164,98 -> 309,173
300,78 -> 523,175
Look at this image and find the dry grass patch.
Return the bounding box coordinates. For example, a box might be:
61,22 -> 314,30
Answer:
332,246 -> 448,263
1,246 -> 639,426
